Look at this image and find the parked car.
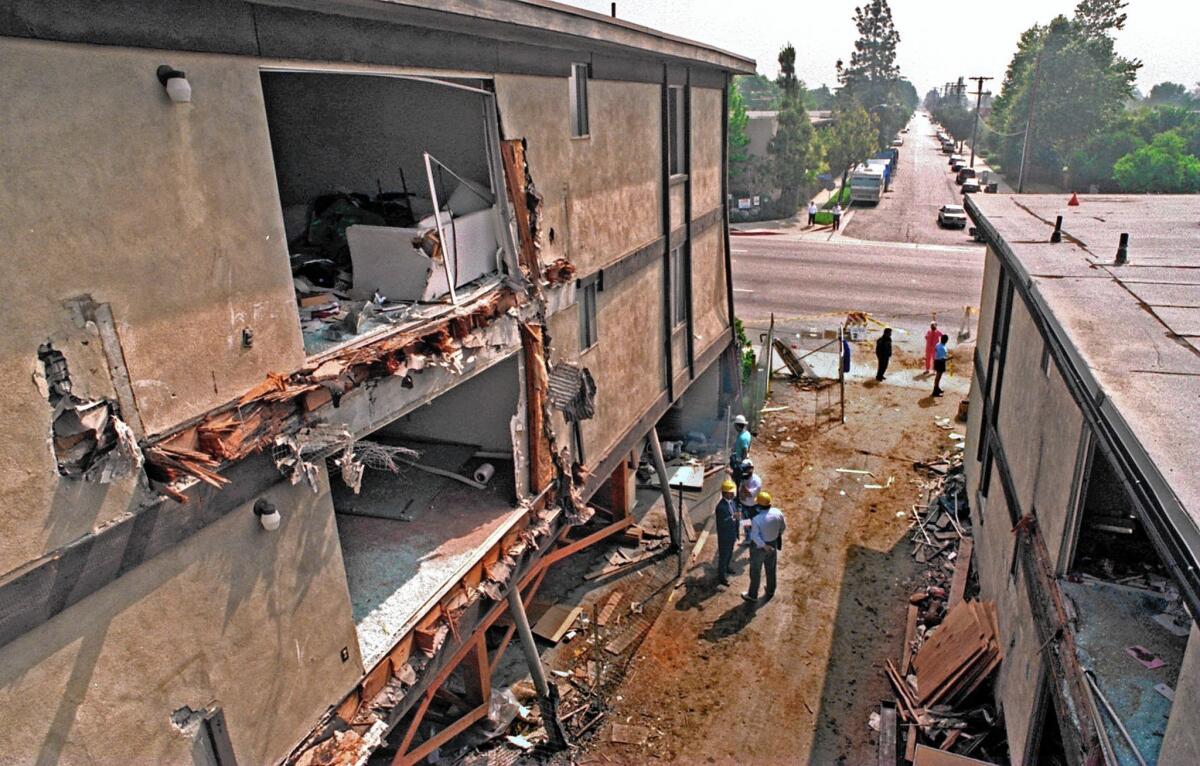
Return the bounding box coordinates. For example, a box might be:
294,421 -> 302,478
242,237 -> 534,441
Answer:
961,179 -> 981,194
892,137 -> 904,147
949,154 -> 965,166
942,143 -> 955,154
950,159 -> 967,172
956,167 -> 977,185
938,204 -> 968,228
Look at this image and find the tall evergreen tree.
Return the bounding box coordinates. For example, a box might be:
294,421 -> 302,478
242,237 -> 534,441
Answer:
768,44 -> 819,215
838,0 -> 910,146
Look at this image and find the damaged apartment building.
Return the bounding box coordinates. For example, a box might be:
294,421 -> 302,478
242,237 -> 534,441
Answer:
0,2 -> 753,764
963,194 -> 1200,766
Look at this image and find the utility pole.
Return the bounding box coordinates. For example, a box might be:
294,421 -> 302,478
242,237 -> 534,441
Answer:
967,76 -> 993,168
1017,49 -> 1044,193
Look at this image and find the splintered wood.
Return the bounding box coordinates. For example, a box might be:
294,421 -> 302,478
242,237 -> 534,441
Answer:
911,600 -> 1001,708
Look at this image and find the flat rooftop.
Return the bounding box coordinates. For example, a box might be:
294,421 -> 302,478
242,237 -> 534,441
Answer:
968,194 -> 1200,540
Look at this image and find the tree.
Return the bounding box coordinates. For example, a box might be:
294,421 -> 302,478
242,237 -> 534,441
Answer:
728,80 -> 751,190
842,0 -> 900,85
838,0 -> 911,146
1113,131 -> 1200,192
983,0 -> 1139,185
1146,82 -> 1194,107
824,102 -> 878,193
768,44 -> 820,215
735,74 -> 781,110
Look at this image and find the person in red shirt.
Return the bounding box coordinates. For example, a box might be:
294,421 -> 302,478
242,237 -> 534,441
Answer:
924,321 -> 940,374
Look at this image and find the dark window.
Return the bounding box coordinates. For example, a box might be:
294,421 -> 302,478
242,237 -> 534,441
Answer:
579,281 -> 598,350
1040,340 -> 1051,375
570,63 -> 589,137
670,246 -> 688,327
667,85 -> 685,175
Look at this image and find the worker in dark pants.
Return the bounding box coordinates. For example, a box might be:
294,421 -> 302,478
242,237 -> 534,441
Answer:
714,479 -> 739,585
737,459 -> 762,546
875,327 -> 893,381
743,491 -> 786,604
932,333 -> 949,397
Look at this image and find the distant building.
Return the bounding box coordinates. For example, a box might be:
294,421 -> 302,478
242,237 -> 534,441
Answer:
731,110 -> 832,215
964,194 -> 1200,765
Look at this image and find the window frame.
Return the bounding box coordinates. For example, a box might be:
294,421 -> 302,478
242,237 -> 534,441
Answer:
669,246 -> 688,328
578,280 -> 598,351
667,85 -> 686,176
569,62 -> 590,138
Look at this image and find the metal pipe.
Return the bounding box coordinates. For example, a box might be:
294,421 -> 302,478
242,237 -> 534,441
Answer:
1085,671 -> 1148,766
647,429 -> 681,555
506,587 -> 571,750
507,587 -> 549,698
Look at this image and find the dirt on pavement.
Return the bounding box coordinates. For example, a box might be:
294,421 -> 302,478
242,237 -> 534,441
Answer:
574,362 -> 971,765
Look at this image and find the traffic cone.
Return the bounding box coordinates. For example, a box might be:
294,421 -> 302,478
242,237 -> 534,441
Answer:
1068,193 -> 1080,206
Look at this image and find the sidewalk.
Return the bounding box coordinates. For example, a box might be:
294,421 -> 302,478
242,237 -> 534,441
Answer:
732,186 -> 858,239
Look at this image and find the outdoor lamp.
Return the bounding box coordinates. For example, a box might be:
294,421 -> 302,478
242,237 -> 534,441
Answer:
254,499 -> 281,531
156,65 -> 192,103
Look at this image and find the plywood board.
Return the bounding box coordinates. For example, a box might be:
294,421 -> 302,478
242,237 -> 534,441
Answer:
531,604 -> 581,643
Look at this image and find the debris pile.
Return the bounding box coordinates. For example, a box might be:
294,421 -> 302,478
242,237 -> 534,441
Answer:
877,437 -> 1008,763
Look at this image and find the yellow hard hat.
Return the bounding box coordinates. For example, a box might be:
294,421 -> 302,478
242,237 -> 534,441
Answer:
721,479 -> 736,493
756,490 -> 772,507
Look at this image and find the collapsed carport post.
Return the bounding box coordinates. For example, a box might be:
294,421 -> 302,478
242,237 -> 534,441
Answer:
506,586 -> 571,750
646,428 -> 683,577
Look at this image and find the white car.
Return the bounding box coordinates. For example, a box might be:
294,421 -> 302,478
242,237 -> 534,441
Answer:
892,137 -> 904,147
938,204 -> 968,228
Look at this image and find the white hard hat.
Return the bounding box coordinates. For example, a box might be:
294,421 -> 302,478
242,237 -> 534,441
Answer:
734,415 -> 748,426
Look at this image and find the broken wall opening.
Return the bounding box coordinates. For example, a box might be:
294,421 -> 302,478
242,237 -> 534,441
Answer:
260,72 -> 506,357
1060,443 -> 1192,765
330,354 -> 524,666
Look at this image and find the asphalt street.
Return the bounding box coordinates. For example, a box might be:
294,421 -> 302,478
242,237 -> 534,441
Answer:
731,111 -> 987,341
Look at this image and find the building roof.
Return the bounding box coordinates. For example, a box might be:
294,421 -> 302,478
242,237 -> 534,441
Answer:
746,110 -> 833,126
267,0 -> 757,72
968,193 -> 1200,577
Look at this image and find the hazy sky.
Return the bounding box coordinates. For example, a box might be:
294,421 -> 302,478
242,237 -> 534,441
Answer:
561,0 -> 1199,96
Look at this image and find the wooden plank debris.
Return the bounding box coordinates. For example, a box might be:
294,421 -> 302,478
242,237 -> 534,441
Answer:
912,744 -> 996,765
531,604 -> 581,643
911,601 -> 1000,708
609,723 -> 650,745
947,539 -> 973,609
878,701 -> 898,766
596,591 -> 623,627
901,604 -> 919,676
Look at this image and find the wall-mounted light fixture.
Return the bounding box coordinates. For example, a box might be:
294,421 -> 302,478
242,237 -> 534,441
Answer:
156,65 -> 192,103
253,499 -> 281,531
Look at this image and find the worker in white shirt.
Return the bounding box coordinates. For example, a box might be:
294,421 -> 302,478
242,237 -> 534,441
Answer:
743,491 -> 786,604
737,459 -> 762,546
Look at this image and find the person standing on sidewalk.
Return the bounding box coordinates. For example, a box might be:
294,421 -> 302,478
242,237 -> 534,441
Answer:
832,204 -> 843,231
923,321 -> 940,374
875,327 -> 893,381
743,492 -> 786,604
714,479 -> 739,585
932,333 -> 949,397
807,200 -> 818,227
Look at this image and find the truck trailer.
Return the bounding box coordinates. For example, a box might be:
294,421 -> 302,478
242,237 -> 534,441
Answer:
849,164 -> 885,204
